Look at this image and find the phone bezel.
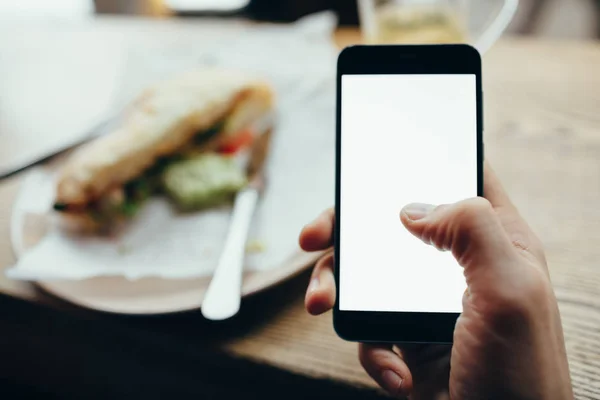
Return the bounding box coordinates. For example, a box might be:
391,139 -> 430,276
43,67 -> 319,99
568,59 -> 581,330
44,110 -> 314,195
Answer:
334,44 -> 484,344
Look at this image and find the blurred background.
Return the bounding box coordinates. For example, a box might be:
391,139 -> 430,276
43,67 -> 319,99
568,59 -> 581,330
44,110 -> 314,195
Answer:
0,0 -> 599,38
1,1 -> 600,400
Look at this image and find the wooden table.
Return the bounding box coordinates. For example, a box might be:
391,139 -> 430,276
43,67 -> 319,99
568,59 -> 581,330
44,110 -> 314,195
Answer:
1,21 -> 600,399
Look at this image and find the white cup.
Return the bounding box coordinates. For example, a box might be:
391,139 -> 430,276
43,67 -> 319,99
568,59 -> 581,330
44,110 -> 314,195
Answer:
358,0 -> 519,53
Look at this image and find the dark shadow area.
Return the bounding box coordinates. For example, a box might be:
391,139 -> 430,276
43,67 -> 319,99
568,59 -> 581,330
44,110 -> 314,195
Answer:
33,267 -> 313,345
244,0 -> 360,25
0,286 -> 390,400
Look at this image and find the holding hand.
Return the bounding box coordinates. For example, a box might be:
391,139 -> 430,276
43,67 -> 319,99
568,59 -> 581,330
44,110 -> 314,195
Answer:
299,163 -> 573,399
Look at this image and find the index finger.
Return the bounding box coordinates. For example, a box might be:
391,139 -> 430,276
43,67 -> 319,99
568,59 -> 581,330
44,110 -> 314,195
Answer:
484,161 -> 546,263
299,208 -> 334,251
484,161 -> 515,210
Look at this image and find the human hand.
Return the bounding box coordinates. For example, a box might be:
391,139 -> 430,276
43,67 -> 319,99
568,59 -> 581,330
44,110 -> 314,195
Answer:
299,163 -> 573,399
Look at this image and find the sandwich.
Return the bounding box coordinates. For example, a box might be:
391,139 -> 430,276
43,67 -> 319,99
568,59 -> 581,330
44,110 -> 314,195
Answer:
52,68 -> 274,230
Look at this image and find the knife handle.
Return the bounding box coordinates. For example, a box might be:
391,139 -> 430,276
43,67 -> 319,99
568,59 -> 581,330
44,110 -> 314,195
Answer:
201,187 -> 259,321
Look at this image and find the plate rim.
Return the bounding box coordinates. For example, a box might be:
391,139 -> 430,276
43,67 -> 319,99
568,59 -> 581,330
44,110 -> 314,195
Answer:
34,250 -> 322,315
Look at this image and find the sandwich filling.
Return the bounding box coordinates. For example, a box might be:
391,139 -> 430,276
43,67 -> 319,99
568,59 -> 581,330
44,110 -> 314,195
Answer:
53,119 -> 261,222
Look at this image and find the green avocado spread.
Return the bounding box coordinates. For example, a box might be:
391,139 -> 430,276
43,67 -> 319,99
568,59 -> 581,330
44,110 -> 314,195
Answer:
161,154 -> 247,211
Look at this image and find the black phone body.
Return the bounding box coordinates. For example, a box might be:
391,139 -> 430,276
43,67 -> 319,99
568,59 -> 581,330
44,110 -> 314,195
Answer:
334,44 -> 483,344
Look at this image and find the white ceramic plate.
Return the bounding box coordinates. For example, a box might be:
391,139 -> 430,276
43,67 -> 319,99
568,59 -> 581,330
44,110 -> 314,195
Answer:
11,175 -> 323,315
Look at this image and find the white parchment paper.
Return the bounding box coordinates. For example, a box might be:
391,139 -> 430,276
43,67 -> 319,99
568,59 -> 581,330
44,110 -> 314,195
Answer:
7,13 -> 338,280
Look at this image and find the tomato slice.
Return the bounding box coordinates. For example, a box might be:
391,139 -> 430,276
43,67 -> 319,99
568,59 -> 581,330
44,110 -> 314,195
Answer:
218,129 -> 254,154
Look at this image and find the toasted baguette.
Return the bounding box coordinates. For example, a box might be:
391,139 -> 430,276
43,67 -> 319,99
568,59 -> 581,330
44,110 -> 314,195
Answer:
55,68 -> 274,209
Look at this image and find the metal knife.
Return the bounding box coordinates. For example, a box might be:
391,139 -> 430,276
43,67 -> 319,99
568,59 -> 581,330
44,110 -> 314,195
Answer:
201,128 -> 272,321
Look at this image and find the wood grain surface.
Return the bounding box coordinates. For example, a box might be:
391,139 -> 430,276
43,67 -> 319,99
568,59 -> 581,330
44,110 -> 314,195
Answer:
0,24 -> 599,399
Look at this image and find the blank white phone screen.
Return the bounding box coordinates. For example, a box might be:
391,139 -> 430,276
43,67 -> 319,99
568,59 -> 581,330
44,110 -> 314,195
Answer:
339,74 -> 477,313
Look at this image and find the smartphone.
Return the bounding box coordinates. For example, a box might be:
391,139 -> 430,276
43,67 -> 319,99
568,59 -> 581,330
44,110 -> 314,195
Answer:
334,44 -> 483,343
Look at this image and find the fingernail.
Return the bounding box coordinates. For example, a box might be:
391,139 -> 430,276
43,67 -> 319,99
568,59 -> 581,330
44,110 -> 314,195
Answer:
403,203 -> 436,221
308,277 -> 320,293
381,370 -> 403,393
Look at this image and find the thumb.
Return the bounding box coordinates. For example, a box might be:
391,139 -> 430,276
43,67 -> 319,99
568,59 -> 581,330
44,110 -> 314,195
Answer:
399,198 -> 517,272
